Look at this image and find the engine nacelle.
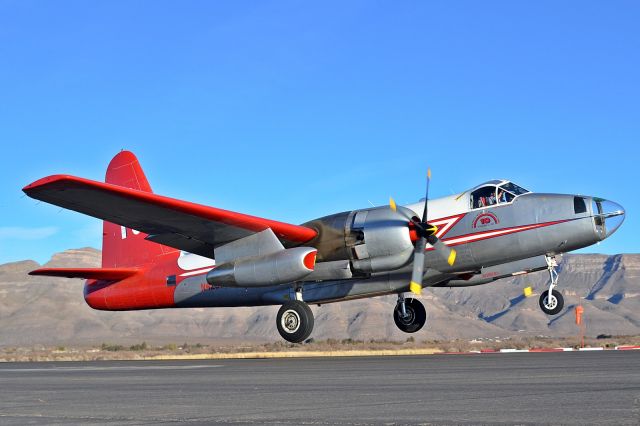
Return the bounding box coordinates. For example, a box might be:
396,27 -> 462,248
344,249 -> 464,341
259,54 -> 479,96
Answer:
206,247 -> 317,287
303,206 -> 415,274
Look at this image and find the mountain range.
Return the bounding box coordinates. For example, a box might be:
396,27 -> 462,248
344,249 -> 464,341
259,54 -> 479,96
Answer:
1,248 -> 638,346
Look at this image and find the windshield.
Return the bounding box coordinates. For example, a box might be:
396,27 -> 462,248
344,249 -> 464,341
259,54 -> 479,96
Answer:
499,182 -> 529,195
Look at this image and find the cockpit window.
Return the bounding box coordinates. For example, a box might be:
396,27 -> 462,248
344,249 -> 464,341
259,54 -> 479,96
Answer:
499,182 -> 529,196
469,181 -> 529,209
470,186 -> 497,209
497,189 -> 515,204
574,197 -> 587,214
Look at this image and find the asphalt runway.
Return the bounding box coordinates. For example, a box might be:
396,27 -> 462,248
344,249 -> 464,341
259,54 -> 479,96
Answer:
0,352 -> 639,425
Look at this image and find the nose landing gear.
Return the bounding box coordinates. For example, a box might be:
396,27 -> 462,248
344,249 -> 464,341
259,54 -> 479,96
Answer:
539,256 -> 564,315
394,294 -> 427,333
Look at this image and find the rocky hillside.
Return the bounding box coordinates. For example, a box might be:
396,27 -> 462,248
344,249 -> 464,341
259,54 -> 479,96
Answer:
0,248 -> 638,346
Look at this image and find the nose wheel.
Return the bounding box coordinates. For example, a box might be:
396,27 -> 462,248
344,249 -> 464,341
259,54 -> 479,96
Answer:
539,289 -> 564,315
276,300 -> 314,343
394,295 -> 427,333
539,256 -> 564,315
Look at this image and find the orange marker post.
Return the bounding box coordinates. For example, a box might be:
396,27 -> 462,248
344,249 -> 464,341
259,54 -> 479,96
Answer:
575,305 -> 583,325
575,305 -> 585,348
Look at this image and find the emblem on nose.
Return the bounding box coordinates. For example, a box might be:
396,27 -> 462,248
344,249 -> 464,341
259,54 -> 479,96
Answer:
473,213 -> 499,229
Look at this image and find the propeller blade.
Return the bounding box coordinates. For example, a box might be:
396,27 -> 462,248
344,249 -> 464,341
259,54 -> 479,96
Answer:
389,197 -> 397,212
390,196 -> 417,223
393,168 -> 455,295
429,237 -> 457,266
421,168 -> 431,223
409,238 -> 427,295
425,224 -> 438,236
448,248 -> 457,266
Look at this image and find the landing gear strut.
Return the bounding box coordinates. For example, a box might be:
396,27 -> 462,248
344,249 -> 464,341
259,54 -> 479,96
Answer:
394,294 -> 427,333
539,256 -> 564,315
276,300 -> 314,343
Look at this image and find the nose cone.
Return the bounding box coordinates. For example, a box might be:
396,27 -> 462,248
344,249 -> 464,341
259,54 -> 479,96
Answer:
593,198 -> 625,239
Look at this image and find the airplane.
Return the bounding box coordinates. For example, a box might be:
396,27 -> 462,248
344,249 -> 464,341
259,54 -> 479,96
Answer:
23,151 -> 626,343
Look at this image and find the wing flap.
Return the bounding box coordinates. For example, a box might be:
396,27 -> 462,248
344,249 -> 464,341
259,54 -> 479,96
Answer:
29,268 -> 139,280
23,175 -> 318,257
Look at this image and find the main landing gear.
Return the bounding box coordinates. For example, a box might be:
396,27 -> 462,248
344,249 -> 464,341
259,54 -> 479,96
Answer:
276,288 -> 314,343
394,294 -> 427,333
539,256 -> 564,315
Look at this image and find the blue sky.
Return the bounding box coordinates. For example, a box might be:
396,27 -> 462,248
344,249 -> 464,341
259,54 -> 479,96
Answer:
0,1 -> 638,265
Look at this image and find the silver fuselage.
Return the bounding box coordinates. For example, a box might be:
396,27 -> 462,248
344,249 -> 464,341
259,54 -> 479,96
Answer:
173,190 -> 625,308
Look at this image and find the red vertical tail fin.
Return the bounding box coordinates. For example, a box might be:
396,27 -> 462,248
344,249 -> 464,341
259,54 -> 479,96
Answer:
102,151 -> 178,268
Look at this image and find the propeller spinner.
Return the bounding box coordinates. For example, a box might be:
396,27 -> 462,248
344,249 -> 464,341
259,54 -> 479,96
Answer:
390,169 -> 456,295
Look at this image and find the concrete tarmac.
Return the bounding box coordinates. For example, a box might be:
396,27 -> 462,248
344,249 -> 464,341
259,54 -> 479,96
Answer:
0,351 -> 639,425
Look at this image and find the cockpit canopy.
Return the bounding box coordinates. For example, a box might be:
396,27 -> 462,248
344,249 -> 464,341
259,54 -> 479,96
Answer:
469,180 -> 530,209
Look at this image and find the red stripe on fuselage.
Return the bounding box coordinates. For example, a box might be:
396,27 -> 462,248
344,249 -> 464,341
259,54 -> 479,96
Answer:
436,219 -> 571,248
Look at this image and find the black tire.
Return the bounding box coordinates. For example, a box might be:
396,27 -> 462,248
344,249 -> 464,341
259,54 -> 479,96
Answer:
276,301 -> 314,343
539,289 -> 564,315
393,298 -> 427,333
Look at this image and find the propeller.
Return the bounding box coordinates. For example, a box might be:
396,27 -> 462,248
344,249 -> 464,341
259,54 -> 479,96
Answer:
390,169 -> 456,295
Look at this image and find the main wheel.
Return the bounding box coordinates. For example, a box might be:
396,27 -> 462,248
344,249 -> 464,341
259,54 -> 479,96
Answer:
539,289 -> 564,315
276,300 -> 314,343
393,298 -> 427,333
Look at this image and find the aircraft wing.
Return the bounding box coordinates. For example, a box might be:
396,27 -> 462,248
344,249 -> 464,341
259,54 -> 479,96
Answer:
23,175 -> 318,258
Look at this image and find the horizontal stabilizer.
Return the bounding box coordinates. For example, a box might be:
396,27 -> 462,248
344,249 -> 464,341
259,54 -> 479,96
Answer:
29,268 -> 139,280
